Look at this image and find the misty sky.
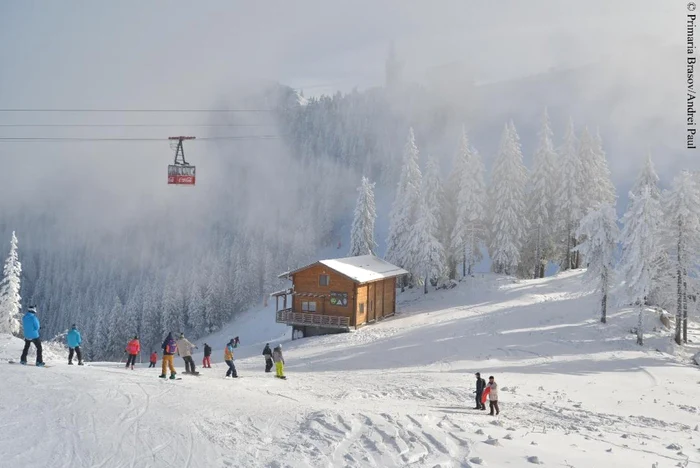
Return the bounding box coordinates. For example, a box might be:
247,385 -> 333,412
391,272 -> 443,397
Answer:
0,0 -> 686,211
0,1 -> 679,104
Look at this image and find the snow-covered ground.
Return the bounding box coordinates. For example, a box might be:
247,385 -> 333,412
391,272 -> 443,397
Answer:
1,270 -> 699,468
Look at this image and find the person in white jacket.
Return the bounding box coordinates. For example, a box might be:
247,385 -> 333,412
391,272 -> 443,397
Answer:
177,333 -> 198,375
487,376 -> 499,416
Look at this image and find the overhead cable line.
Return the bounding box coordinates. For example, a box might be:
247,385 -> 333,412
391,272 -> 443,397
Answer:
0,123 -> 277,128
0,108 -> 276,113
0,135 -> 281,143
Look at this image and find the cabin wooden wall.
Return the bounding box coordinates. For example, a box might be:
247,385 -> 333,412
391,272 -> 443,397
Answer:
292,264 -> 355,319
384,277 -> 396,317
356,284 -> 368,325
291,263 -> 401,328
355,277 -> 398,326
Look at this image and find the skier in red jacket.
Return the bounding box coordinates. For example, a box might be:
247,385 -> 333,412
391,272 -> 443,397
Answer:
149,351 -> 158,368
125,336 -> 140,370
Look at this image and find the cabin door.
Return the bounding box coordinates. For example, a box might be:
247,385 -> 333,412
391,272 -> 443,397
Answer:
368,283 -> 376,322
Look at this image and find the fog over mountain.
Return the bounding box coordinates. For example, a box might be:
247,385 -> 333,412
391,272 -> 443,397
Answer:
0,1 -> 683,358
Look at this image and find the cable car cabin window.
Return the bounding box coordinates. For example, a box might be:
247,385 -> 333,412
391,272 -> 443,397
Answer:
319,274 -> 330,286
168,164 -> 196,185
302,301 -> 317,312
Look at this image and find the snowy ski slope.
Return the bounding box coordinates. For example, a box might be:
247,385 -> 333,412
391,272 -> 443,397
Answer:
1,270 -> 699,468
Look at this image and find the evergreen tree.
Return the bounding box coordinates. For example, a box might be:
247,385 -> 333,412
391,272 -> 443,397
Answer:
574,204 -> 620,323
618,187 -> 663,345
348,176 -> 378,256
591,129 -> 616,207
525,109 -> 558,279
0,232 -> 22,335
450,128 -> 487,277
488,121 -> 529,275
628,154 -> 669,309
555,118 -> 584,270
661,171 -> 700,345
161,274 -> 182,336
386,127 -> 423,285
631,152 -> 661,200
413,155 -> 447,293
141,282 -> 163,353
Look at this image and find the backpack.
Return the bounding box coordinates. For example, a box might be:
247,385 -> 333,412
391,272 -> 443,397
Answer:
166,339 -> 177,354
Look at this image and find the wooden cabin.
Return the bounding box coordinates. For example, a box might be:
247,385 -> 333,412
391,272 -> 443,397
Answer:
272,255 -> 408,339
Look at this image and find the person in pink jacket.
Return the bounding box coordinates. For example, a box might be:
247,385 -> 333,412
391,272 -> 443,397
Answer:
125,336 -> 140,370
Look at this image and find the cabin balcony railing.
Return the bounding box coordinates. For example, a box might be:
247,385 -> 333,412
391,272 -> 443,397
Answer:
276,308 -> 351,329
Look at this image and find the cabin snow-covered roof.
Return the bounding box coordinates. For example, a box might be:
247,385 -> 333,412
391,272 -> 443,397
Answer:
280,255 -> 408,284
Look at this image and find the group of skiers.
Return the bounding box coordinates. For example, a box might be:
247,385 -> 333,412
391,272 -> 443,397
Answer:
16,305 -> 285,380
474,372 -> 500,416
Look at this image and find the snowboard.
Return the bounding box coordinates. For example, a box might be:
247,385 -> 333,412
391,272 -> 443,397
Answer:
159,376 -> 182,380
8,361 -> 50,367
481,386 -> 491,404
275,375 -> 287,380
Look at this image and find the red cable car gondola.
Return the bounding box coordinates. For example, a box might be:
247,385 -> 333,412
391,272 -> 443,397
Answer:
167,136 -> 196,185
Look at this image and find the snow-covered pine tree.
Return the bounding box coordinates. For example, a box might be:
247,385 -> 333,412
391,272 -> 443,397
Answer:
554,118 -> 584,270
574,204 -> 620,323
661,170 -> 700,345
525,109 -> 558,279
618,186 -> 663,345
488,121 -> 529,275
348,176 -> 378,256
628,154 -> 669,310
106,293 -> 126,358
578,127 -> 616,213
386,127 -> 423,286
591,129 -> 616,207
161,274 -> 182,336
450,128 -> 487,278
141,282 -> 163,353
0,231 -> 22,335
413,155 -> 447,293
631,152 -> 661,200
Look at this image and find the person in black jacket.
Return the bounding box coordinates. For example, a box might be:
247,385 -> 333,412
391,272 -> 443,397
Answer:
474,372 -> 486,410
203,343 -> 212,368
262,343 -> 273,372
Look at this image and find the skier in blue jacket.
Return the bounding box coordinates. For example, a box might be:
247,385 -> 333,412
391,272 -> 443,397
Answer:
20,306 -> 44,366
66,324 -> 83,366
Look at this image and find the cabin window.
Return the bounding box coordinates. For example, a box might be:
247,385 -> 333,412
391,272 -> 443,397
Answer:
302,301 -> 317,312
359,303 -> 365,314
319,274 -> 330,286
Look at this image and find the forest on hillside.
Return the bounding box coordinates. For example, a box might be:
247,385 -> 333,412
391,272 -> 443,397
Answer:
0,56 -> 689,358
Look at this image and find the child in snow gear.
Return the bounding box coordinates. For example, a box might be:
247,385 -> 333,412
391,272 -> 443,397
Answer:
203,343 -> 212,368
177,333 -> 198,374
474,372 -> 486,410
66,324 -> 83,365
149,351 -> 157,368
487,376 -> 500,416
160,332 -> 178,379
125,336 -> 140,369
224,339 -> 238,378
272,344 -> 285,379
20,306 -> 44,366
262,343 -> 273,372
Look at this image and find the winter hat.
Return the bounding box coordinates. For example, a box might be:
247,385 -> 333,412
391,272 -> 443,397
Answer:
475,372 -> 480,377
180,332 -> 184,338
72,324 -> 77,329
28,305 -> 36,312
134,335 -> 138,340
